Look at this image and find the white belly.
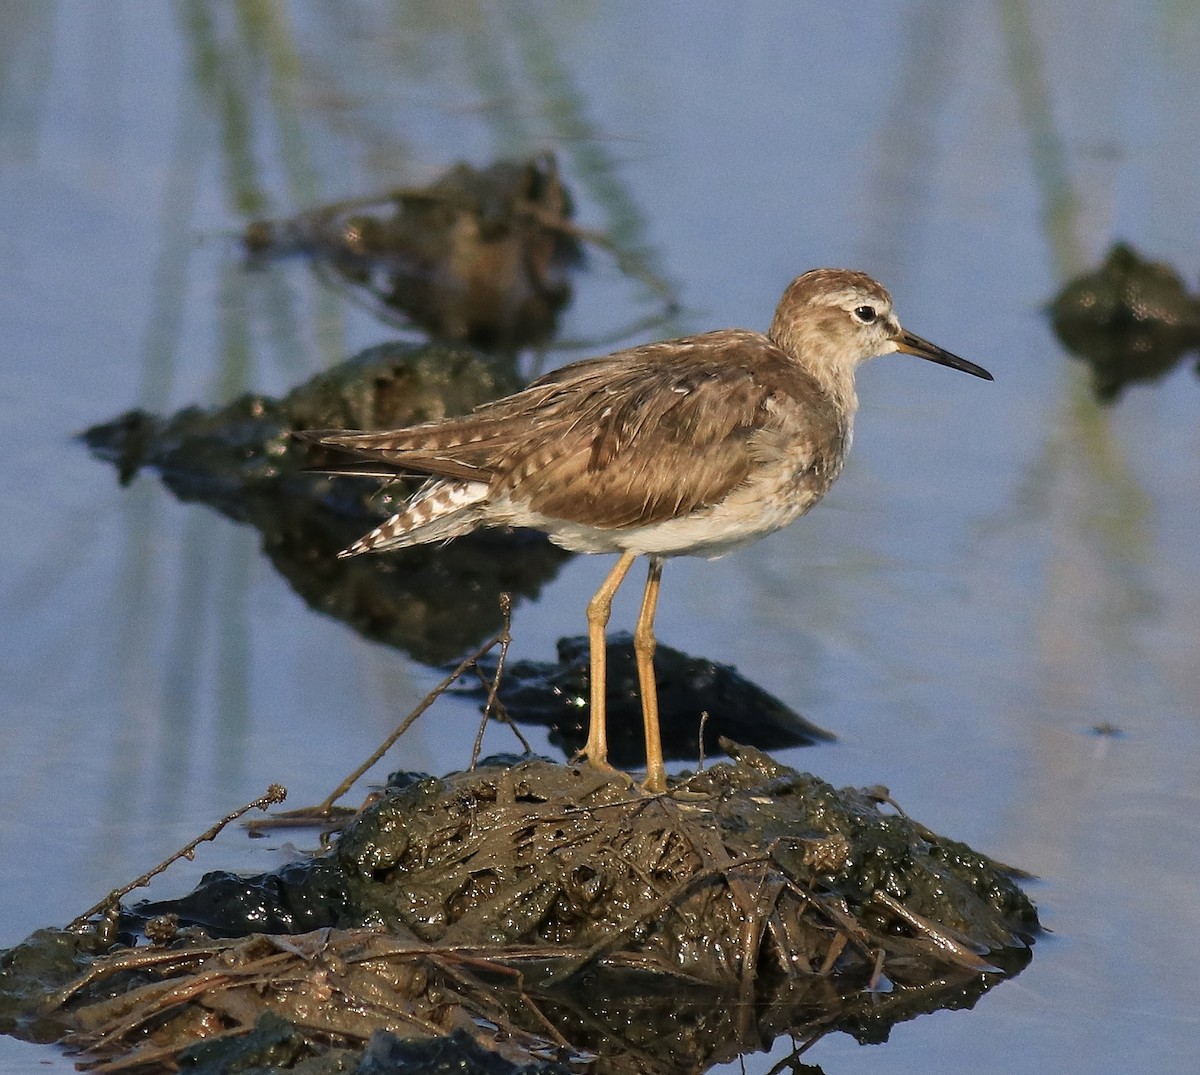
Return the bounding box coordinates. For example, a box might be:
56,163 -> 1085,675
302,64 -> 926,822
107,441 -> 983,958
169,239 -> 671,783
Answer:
492,467 -> 833,558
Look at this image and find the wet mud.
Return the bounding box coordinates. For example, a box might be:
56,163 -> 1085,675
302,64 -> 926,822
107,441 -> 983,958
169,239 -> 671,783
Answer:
1,748 -> 1037,1073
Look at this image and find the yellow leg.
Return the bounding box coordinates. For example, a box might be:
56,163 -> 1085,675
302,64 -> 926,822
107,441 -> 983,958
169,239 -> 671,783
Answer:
581,550 -> 638,776
633,556 -> 666,793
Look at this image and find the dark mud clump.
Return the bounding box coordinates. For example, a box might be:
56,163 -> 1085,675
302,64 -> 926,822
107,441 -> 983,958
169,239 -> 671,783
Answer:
333,745 -> 1036,965
3,746 -> 1038,1073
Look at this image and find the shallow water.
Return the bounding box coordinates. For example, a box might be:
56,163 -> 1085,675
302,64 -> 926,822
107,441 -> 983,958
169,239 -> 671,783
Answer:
2,3 -> 1199,1072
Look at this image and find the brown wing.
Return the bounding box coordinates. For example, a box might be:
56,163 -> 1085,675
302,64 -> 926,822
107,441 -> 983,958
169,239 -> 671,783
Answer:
492,330 -> 839,528
300,329 -> 840,529
296,332 -> 768,484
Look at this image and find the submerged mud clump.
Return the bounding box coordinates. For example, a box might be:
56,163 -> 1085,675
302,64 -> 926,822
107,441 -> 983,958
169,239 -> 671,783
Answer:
5,748 -> 1038,1072
1050,241 -> 1200,401
458,633 -> 836,769
81,340 -> 522,497
80,341 -> 569,664
244,153 -> 584,350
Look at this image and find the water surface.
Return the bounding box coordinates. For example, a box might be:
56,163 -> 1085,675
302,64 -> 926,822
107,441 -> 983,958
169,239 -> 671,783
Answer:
2,3 -> 1198,1072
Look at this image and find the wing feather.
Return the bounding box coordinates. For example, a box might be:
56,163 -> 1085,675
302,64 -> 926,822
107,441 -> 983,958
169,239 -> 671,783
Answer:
298,329 -> 843,530
499,332 -> 840,528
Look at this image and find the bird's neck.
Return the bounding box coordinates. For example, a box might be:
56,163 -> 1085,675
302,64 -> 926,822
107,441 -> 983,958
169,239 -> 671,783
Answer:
768,313 -> 861,426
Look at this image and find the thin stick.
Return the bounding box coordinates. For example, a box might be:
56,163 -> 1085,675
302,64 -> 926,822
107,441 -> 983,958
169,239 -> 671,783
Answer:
311,627 -> 510,813
868,946 -> 887,991
467,663 -> 531,755
470,593 -> 516,767
66,785 -> 287,931
870,891 -> 1002,973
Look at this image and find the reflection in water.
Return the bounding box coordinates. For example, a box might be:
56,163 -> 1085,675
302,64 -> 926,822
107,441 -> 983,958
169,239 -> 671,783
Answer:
861,0 -> 962,282
244,154 -> 585,350
81,341 -> 570,664
1050,242 -> 1200,402
1000,0 -> 1086,279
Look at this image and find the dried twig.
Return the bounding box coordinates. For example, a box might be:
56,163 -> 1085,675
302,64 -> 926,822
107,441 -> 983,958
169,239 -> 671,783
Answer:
260,626 -> 511,827
66,785 -> 287,932
870,891 -> 1001,973
470,593 -> 519,767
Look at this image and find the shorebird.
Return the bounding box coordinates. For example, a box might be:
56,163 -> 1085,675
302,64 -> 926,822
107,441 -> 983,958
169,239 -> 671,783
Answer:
299,269 -> 992,793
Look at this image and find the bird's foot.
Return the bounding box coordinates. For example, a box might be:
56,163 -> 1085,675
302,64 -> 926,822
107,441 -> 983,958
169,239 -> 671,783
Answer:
570,749 -> 637,790
641,766 -> 668,796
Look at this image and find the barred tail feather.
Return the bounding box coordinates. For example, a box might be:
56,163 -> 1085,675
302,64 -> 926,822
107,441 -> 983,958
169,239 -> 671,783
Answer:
339,480 -> 489,557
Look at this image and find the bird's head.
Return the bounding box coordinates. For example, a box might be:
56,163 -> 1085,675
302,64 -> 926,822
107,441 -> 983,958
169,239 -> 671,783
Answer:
770,268 -> 993,383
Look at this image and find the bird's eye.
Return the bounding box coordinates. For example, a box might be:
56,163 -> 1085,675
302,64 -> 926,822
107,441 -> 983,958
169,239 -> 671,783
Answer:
853,305 -> 877,324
